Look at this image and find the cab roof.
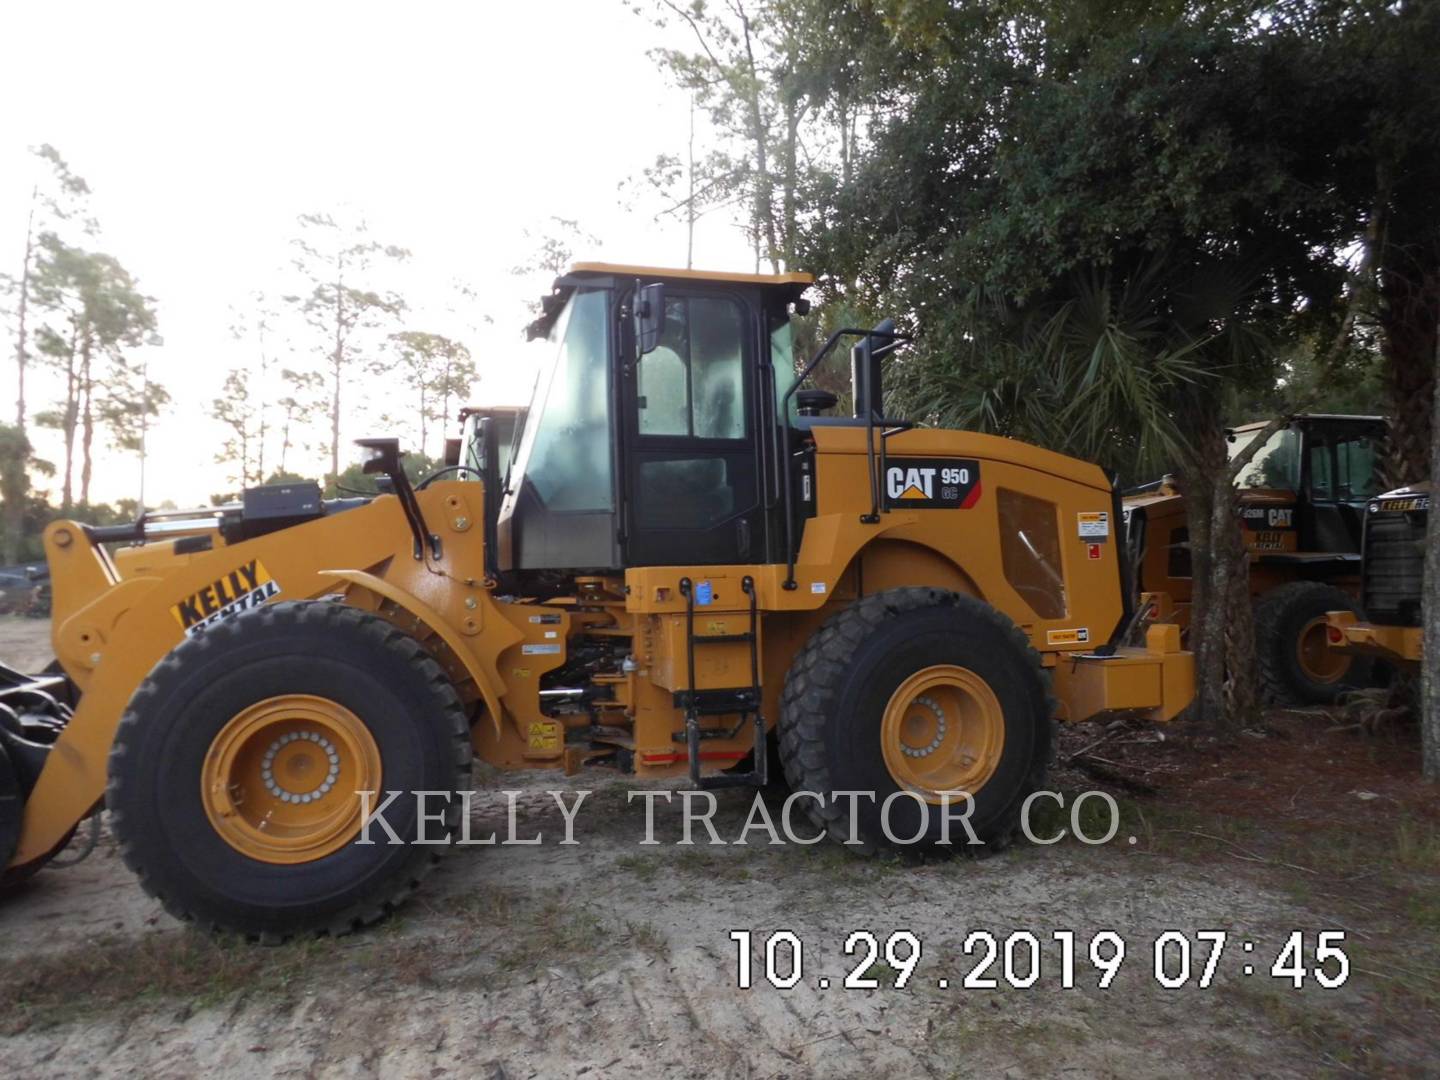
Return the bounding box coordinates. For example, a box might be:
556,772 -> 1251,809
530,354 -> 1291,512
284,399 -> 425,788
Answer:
1230,414 -> 1385,432
526,261 -> 813,339
567,261 -> 813,287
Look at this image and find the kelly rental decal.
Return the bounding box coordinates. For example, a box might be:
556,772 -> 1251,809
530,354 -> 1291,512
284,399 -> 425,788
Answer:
171,559 -> 283,638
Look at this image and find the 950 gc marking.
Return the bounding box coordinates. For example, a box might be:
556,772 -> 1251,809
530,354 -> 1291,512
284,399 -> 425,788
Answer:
728,928 -> 1349,991
883,458 -> 982,510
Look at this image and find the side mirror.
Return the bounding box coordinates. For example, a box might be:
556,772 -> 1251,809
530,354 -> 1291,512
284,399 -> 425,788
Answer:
850,318 -> 895,420
634,282 -> 665,357
357,437 -> 404,478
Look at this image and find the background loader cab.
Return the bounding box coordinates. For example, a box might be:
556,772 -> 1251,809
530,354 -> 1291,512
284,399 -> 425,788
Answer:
450,404 -> 527,483
1124,414 -> 1386,703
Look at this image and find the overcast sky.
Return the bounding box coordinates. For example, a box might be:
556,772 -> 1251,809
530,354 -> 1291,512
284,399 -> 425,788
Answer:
0,0 -> 752,506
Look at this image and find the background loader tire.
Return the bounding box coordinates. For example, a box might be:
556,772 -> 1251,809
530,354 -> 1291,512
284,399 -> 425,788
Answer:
778,588 -> 1051,854
1254,581 -> 1373,705
107,601 -> 471,941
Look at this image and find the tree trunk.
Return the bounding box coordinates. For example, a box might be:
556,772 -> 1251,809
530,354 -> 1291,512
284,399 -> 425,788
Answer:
14,195 -> 35,431
781,93 -> 800,269
60,326 -> 80,511
3,197 -> 36,561
736,4 -> 780,274
1177,394 -> 1238,731
1423,329 -> 1440,780
440,358 -> 452,443
1380,260 -> 1438,487
330,273 -> 344,482
686,94 -> 696,270
79,337 -> 94,506
256,330 -> 269,482
1221,494 -> 1260,727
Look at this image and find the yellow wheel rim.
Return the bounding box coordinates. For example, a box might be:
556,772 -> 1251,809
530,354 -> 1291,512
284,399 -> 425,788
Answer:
881,664 -> 1005,804
201,694 -> 382,865
1297,617 -> 1350,684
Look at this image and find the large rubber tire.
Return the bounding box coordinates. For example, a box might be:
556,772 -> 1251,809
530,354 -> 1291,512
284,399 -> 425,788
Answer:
1255,581 -> 1374,706
778,588 -> 1051,854
107,601 -> 471,941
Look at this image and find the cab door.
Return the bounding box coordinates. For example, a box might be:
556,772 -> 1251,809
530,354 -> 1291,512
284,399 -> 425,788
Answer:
1300,420 -> 1386,553
621,287 -> 764,567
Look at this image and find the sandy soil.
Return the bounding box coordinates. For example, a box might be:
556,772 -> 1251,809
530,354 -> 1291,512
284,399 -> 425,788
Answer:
0,615 -> 54,673
0,617 -> 1432,1078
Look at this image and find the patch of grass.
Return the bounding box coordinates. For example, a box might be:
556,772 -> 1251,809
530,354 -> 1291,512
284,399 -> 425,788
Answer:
0,932 -> 332,1031
1391,814 -> 1440,873
1220,981 -> 1381,1075
443,886 -> 609,974
614,853 -> 661,881
585,779 -> 651,814
671,846 -> 754,882
858,959 -> 900,987
1404,892 -> 1440,933
622,919 -> 668,957
446,883 -> 519,929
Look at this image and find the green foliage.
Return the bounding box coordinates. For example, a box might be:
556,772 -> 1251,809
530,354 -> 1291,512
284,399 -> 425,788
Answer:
211,368 -> 262,487
28,233 -> 162,504
638,0 -> 889,269
797,2 -> 1437,480
386,331 -> 476,458
0,424 -> 40,561
284,212 -> 410,481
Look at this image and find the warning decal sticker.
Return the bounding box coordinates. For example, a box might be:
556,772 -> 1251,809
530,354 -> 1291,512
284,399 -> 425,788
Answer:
1077,511 -> 1110,541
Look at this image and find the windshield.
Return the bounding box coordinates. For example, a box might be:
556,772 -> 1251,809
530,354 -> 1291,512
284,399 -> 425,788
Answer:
1231,426 -> 1300,491
506,289 -> 614,511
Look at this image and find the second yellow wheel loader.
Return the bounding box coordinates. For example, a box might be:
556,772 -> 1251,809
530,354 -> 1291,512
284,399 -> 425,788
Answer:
1,264 -> 1193,938
1124,415 -> 1387,704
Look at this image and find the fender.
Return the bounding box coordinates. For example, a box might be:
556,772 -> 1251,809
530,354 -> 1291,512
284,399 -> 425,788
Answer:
318,569 -> 514,741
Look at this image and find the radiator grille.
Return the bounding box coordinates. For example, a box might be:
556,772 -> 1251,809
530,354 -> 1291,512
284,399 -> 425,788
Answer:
1362,510 -> 1426,626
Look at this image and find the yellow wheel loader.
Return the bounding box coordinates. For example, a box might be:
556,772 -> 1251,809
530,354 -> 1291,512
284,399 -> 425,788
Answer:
1123,415 -> 1386,704
1,264 -> 1192,937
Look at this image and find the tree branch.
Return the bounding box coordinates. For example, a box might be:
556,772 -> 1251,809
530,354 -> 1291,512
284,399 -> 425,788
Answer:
1224,173 -> 1390,484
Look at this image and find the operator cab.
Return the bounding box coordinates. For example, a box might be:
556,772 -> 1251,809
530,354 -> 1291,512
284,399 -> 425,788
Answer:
495,264 -> 815,580
1229,414 -> 1387,553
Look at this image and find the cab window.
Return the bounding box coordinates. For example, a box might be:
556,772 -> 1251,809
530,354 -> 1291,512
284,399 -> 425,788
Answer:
515,289 -> 614,511
638,296 -> 746,440
1311,427 -> 1383,502
997,488 -> 1067,619
1233,427 -> 1300,491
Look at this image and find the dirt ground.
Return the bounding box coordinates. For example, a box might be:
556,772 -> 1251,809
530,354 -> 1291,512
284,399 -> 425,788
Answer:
1,615 -> 1436,1078
0,614 -> 55,672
